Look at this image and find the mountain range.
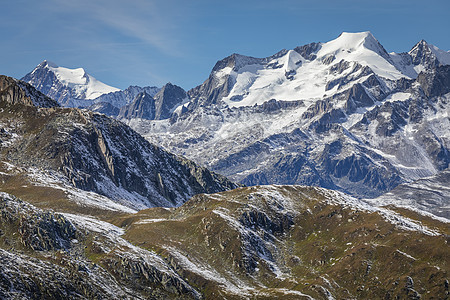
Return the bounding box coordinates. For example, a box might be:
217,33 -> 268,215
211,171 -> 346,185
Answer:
21,31 -> 450,217
124,32 -> 450,213
1,31 -> 448,299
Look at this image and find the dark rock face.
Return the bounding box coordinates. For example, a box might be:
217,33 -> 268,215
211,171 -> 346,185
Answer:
88,101 -> 120,116
417,65 -> 450,98
101,254 -> 198,298
326,63 -> 374,92
117,84 -> 187,121
93,85 -> 160,109
118,92 -> 156,120
294,42 -> 321,60
240,210 -> 294,236
0,194 -> 77,252
153,83 -> 187,120
344,84 -> 374,113
0,75 -> 59,108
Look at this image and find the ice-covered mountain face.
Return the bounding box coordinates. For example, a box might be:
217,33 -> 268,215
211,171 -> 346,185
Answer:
22,61 -> 120,107
130,31 -> 450,206
0,75 -> 238,210
187,31 -> 449,109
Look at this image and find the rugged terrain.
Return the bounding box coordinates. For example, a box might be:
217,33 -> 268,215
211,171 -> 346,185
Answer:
0,75 -> 237,211
22,61 -> 188,121
5,31 -> 450,299
1,185 -> 448,299
123,32 -> 450,208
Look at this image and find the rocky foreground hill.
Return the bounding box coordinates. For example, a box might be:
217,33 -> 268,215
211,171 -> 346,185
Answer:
0,185 -> 448,299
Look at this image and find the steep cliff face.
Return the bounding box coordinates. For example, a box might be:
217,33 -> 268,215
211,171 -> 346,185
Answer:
116,83 -> 188,121
153,83 -> 187,120
0,76 -> 238,210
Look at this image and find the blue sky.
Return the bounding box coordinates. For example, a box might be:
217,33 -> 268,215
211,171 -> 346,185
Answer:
1,0 -> 449,90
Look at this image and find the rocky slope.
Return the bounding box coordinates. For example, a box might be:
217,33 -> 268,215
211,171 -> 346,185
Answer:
1,184 -> 448,299
0,75 -> 59,108
0,75 -> 238,210
0,192 -> 201,299
367,168 -> 450,220
127,32 -> 450,207
115,185 -> 449,299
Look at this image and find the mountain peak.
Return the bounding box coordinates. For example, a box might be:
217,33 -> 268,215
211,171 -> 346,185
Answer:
409,39 -> 450,66
38,60 -> 58,68
23,61 -> 120,105
338,30 -> 373,39
409,39 -> 431,54
329,31 -> 385,54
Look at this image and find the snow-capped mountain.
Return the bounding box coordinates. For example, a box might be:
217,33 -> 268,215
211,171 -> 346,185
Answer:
186,31 -> 449,109
22,61 -> 189,119
127,31 -> 450,213
21,60 -> 120,107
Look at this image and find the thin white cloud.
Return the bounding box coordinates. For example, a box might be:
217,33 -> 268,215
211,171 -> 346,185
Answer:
48,0 -> 183,56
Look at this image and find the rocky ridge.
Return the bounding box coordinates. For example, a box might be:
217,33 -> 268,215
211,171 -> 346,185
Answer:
117,83 -> 188,121
0,75 -> 238,210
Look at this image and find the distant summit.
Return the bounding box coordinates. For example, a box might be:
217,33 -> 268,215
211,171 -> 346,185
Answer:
22,61 -> 119,107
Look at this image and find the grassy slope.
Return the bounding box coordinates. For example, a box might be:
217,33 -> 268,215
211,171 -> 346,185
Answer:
114,186 -> 449,299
